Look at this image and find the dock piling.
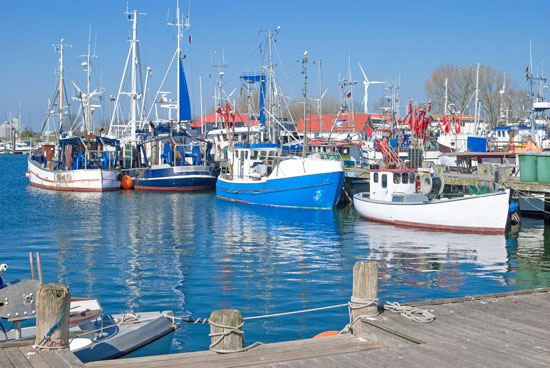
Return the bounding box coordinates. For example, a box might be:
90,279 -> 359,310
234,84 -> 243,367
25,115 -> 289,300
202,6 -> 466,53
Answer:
352,260 -> 378,336
35,283 -> 70,348
209,309 -> 244,353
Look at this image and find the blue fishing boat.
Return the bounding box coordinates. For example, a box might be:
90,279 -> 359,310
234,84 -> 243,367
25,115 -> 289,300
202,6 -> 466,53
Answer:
133,125 -> 216,191
216,142 -> 344,209
129,1 -> 216,191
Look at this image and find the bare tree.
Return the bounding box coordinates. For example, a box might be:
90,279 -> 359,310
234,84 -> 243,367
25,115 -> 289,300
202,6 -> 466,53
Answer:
425,64 -> 528,125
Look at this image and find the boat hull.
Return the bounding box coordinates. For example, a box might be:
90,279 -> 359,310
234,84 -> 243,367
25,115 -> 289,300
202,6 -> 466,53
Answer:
72,313 -> 178,363
134,165 -> 216,191
353,189 -> 511,233
216,169 -> 345,209
27,157 -> 120,192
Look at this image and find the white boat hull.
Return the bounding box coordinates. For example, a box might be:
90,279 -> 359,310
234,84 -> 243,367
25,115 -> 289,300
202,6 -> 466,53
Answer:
28,157 -> 120,192
353,189 -> 511,233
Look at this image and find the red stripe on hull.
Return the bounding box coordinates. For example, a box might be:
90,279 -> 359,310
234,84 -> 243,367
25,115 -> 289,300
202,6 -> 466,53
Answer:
134,185 -> 213,192
360,216 -> 505,234
29,182 -> 120,192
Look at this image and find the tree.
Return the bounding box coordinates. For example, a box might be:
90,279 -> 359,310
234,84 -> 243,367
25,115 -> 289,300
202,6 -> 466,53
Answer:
425,64 -> 528,125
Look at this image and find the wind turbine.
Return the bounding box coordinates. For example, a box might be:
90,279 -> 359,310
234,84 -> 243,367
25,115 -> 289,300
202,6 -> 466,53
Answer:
358,62 -> 385,114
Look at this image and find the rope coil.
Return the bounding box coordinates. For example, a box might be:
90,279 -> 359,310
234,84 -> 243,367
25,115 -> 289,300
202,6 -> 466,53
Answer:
383,302 -> 436,323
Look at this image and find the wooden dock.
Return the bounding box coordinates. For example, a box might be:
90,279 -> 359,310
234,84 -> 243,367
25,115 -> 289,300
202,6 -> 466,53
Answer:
87,288 -> 550,368
0,340 -> 84,368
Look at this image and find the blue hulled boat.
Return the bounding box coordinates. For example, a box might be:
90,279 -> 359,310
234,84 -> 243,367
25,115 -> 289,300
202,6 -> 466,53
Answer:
216,143 -> 344,209
130,2 -> 216,192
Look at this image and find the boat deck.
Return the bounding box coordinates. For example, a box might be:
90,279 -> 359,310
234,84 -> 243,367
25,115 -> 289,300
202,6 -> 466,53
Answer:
86,288 -> 550,368
0,340 -> 84,368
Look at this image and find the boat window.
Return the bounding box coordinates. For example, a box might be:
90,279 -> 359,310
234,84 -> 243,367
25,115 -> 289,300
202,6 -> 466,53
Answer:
245,151 -> 249,159
373,173 -> 378,183
382,174 -> 387,188
402,173 -> 409,184
260,151 -> 267,159
250,151 -> 258,160
393,173 -> 401,184
410,173 -> 415,183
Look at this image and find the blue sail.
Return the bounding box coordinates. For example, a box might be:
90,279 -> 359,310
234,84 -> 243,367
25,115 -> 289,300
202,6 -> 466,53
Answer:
179,57 -> 191,121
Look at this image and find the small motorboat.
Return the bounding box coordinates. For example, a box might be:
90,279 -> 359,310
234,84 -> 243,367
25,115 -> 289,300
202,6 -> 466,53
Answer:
0,270 -> 180,363
353,168 -> 512,233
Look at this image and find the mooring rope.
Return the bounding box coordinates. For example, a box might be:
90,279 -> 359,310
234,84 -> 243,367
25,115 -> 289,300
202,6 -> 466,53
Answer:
34,310 -> 67,350
208,319 -> 262,354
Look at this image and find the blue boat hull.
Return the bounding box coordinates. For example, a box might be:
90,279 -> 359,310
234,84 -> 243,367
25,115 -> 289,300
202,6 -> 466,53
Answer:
134,166 -> 216,192
216,171 -> 344,209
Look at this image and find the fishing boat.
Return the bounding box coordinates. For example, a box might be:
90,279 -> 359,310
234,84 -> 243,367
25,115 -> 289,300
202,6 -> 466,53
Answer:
353,168 -> 511,233
134,2 -> 215,191
110,2 -> 216,191
27,38 -> 121,192
0,264 -> 179,363
216,141 -> 345,209
133,124 -> 216,191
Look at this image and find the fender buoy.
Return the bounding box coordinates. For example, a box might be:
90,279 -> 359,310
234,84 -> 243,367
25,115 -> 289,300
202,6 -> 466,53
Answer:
121,175 -> 134,190
313,330 -> 339,338
25,172 -> 30,178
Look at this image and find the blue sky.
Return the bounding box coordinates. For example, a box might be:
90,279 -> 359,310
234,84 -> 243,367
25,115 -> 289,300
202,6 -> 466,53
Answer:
1,0 -> 549,131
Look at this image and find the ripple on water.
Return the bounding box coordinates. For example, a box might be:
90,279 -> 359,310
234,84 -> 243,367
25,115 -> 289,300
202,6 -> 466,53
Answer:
1,154 -> 550,353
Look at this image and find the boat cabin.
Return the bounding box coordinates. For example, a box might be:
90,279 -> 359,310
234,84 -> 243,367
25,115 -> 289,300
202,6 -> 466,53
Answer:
370,169 -> 421,202
229,143 -> 280,180
31,135 -> 120,171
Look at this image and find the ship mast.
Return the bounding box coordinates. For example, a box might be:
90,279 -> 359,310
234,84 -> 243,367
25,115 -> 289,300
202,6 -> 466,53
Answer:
53,39 -> 71,139
168,0 -> 190,122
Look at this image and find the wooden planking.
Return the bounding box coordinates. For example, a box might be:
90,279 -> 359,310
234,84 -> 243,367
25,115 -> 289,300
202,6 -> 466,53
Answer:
38,350 -> 72,368
0,348 -> 16,368
3,348 -> 32,368
87,335 -> 381,368
17,346 -> 51,368
55,349 -> 85,368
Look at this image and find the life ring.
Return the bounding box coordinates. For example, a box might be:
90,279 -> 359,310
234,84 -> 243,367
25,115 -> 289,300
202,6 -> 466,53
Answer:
313,330 -> 339,338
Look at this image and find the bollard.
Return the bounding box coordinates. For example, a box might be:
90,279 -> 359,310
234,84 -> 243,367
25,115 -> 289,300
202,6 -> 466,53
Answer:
35,284 -> 70,348
209,309 -> 244,353
351,261 -> 378,336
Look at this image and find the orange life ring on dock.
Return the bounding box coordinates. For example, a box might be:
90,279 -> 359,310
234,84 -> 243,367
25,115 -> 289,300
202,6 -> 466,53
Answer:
313,330 -> 339,338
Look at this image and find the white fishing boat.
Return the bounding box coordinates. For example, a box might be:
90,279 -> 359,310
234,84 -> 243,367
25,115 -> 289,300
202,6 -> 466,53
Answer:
27,38 -> 121,192
353,169 -> 511,233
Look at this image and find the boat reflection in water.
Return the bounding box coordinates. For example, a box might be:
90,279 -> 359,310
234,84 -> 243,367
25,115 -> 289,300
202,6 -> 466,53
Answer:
352,219 -> 509,300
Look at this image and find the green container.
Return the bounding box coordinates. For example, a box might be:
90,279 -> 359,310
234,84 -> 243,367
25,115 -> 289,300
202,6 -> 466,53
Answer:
536,152 -> 550,183
518,153 -> 537,182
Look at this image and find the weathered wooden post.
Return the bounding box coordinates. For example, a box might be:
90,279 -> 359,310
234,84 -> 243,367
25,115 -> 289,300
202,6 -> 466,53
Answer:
35,284 -> 70,348
209,309 -> 244,353
351,261 -> 378,337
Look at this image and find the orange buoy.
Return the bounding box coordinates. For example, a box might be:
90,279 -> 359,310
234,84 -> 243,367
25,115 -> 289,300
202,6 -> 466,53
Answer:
121,175 -> 134,190
313,330 -> 339,339
25,172 -> 30,178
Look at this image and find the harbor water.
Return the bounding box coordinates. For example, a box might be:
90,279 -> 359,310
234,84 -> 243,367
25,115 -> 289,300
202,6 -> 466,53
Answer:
1,154 -> 549,353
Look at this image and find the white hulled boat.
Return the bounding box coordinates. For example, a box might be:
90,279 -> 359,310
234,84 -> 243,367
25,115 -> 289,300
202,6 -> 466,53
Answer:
27,39 -> 121,192
353,169 -> 511,233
